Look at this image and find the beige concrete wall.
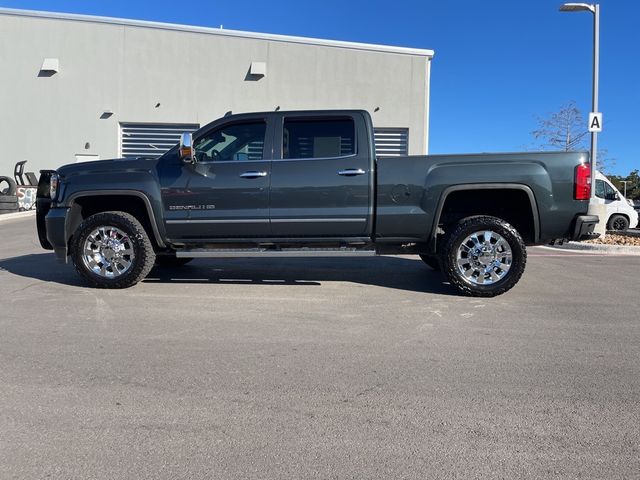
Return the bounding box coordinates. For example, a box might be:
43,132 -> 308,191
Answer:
0,12 -> 431,176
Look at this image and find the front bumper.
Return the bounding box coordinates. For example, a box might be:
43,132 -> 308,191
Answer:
572,214 -> 599,241
37,204 -> 70,262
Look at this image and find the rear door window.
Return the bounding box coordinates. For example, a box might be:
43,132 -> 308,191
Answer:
282,118 -> 355,159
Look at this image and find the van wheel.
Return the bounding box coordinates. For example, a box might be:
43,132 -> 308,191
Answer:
418,254 -> 441,271
607,214 -> 629,232
441,216 -> 526,297
70,211 -> 156,288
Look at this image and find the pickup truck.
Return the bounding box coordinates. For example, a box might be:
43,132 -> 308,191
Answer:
36,110 -> 598,296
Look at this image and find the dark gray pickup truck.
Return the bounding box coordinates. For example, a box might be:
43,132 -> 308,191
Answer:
36,110 -> 598,296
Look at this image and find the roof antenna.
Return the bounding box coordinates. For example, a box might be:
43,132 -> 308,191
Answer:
275,106 -> 280,111
224,110 -> 232,117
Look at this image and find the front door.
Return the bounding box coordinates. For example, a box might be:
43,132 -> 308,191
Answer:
160,119 -> 272,239
269,114 -> 372,237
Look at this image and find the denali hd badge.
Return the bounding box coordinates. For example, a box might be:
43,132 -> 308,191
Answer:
168,205 -> 216,211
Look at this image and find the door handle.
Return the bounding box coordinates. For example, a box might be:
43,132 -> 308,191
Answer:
337,168 -> 366,176
239,171 -> 268,179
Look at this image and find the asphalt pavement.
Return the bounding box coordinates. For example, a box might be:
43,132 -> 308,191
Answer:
1,216 -> 639,479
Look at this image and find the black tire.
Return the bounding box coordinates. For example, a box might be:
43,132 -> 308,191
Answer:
607,214 -> 629,232
441,216 -> 526,297
70,211 -> 156,288
418,254 -> 441,271
0,176 -> 17,196
155,255 -> 193,267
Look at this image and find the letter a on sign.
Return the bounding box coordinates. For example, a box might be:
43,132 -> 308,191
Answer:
589,112 -> 603,132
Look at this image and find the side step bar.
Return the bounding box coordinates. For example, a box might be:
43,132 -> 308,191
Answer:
176,248 -> 377,258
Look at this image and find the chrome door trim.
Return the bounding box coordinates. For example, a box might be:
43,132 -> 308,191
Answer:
270,218 -> 367,223
166,219 -> 269,224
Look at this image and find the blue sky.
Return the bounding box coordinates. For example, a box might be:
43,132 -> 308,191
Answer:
1,0 -> 638,174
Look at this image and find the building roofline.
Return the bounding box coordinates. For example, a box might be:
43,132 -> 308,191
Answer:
0,7 -> 435,58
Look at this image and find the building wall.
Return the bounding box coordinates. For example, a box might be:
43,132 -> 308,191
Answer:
0,10 -> 432,177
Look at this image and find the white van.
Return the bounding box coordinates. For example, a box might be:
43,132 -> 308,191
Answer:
592,171 -> 638,231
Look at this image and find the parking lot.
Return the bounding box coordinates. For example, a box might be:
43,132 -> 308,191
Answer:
1,215 -> 639,479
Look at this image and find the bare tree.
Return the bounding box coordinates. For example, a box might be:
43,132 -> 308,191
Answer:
531,101 -> 615,172
531,101 -> 589,151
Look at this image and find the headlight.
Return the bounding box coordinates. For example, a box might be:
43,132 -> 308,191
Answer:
627,199 -> 634,207
49,173 -> 59,200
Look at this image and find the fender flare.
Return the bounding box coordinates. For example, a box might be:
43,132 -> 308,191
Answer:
429,183 -> 540,252
66,190 -> 166,248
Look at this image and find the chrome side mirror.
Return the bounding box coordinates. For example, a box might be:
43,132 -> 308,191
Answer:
179,132 -> 195,163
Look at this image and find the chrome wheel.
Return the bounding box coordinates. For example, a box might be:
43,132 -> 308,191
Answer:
82,225 -> 135,278
456,230 -> 512,285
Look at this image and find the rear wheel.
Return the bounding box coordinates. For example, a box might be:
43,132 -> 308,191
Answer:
70,211 -> 156,288
441,216 -> 526,297
607,214 -> 629,232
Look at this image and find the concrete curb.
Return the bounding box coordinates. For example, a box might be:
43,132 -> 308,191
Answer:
0,210 -> 36,222
542,242 -> 640,255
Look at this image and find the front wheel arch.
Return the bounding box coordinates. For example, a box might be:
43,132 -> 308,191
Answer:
66,191 -> 166,252
607,214 -> 630,231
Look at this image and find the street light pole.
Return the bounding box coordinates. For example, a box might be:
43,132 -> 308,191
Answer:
590,4 -> 600,200
559,3 -> 600,201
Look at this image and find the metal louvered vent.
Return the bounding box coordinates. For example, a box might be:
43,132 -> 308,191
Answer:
120,123 -> 200,159
374,128 -> 409,157
246,140 -> 265,160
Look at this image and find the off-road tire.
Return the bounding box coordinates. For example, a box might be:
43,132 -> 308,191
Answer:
441,215 -> 526,297
418,254 -> 441,271
607,214 -> 629,232
70,211 -> 156,288
155,255 -> 193,267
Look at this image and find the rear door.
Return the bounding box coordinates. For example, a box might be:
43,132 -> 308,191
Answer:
269,113 -> 372,237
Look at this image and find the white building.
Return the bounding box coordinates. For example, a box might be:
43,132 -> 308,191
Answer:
0,8 -> 434,177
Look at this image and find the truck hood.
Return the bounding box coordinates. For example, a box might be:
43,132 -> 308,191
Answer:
57,157 -> 160,179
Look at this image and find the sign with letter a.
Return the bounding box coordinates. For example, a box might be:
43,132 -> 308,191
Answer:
588,112 -> 602,133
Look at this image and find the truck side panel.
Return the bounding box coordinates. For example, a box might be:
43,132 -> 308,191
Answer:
375,151 -> 590,243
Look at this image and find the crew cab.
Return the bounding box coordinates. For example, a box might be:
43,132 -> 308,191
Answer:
36,110 -> 598,296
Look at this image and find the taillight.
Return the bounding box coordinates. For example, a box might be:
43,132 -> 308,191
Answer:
575,163 -> 591,200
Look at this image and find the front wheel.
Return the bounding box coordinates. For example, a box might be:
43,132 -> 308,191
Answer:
70,211 -> 156,288
607,214 -> 629,232
441,216 -> 526,297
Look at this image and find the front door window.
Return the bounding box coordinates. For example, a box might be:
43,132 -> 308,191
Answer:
194,122 -> 266,162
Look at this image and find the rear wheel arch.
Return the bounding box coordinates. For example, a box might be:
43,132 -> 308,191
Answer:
429,184 -> 539,252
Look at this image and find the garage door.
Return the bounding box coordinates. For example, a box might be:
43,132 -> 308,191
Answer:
374,128 -> 409,157
120,123 -> 200,159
